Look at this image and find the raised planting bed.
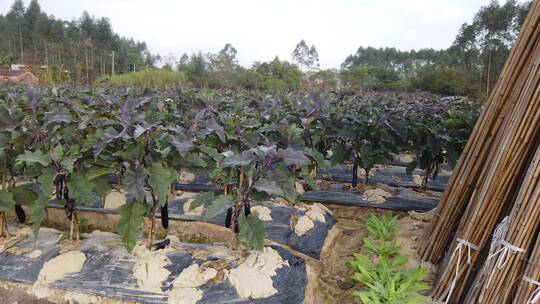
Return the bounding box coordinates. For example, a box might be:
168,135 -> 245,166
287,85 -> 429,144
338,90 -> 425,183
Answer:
163,164 -> 451,193
317,164 -> 451,192
31,187 -> 337,260
0,227 -> 309,304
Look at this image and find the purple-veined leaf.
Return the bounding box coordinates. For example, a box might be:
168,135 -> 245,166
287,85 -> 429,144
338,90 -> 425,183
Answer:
223,150 -> 256,167
278,148 -> 310,166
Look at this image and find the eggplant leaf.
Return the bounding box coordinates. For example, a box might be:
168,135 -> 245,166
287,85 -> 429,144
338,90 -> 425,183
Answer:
0,191 -> 16,213
238,214 -> 266,251
67,173 -> 96,206
204,194 -> 233,219
148,163 -> 177,207
16,150 -> 52,166
116,202 -> 147,253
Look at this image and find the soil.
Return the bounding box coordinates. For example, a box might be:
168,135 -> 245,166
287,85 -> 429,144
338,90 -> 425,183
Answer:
0,285 -> 55,304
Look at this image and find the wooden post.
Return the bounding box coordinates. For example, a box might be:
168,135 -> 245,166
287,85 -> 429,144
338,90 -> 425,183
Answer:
85,45 -> 89,85
1,172 -> 7,238
147,191 -> 158,249
70,210 -> 75,241
0,214 -> 4,238
310,163 -> 318,179
111,50 -> 115,77
45,43 -> 49,72
18,24 -> 23,65
364,169 -> 369,185
74,212 -> 80,241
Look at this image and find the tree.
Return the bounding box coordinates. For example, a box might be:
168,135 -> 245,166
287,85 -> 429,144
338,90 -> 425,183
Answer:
292,40 -> 319,72
24,0 -> 44,63
308,45 -> 320,70
449,23 -> 479,72
161,53 -> 177,70
208,43 -> 240,88
252,56 -> 302,91
218,43 -> 237,65
0,0 -> 156,83
341,66 -> 408,91
309,69 -> 338,92
0,52 -> 15,69
184,52 -> 208,87
6,0 -> 26,64
177,53 -> 189,71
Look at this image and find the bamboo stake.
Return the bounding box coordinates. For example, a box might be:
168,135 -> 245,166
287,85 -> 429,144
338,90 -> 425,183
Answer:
70,210 -> 75,241
0,214 -> 4,238
147,191 -> 158,250
74,212 -> 80,241
1,171 -> 8,238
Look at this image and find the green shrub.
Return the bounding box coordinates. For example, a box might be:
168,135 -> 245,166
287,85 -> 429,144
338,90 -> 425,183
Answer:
96,69 -> 187,89
340,67 -> 411,91
366,214 -> 399,241
346,214 -> 430,304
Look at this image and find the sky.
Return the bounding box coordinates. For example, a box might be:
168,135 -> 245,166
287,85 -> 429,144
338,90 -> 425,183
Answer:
1,0 -> 501,69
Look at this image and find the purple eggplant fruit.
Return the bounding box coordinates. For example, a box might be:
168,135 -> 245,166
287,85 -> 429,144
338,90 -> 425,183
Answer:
152,238 -> 171,251
244,202 -> 251,217
225,207 -> 232,228
15,204 -> 26,223
161,201 -> 169,229
54,175 -> 63,199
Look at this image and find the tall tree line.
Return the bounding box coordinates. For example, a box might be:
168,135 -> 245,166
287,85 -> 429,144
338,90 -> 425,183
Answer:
0,0 -> 157,83
173,44 -> 304,91
341,0 -> 531,98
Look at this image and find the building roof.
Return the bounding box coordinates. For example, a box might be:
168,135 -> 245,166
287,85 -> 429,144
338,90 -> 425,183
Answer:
0,70 -> 28,77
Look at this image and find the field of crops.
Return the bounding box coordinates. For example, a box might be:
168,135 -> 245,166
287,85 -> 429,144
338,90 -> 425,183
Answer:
0,85 -> 479,252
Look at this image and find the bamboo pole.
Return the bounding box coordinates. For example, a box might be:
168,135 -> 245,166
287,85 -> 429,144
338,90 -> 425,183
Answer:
69,210 -> 75,241
74,212 -> 80,241
147,191 -> 158,249
1,171 -> 8,238
0,214 -> 4,238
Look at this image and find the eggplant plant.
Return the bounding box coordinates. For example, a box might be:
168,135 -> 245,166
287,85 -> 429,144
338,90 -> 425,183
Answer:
197,145 -> 309,250
403,98 -> 467,191
331,101 -> 398,187
0,89 -> 35,237
0,85 -> 481,254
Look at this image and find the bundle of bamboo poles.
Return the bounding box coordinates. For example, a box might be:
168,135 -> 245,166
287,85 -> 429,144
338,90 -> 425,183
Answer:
414,1 -> 540,302
463,140 -> 540,303
514,232 -> 540,303
419,0 -> 540,263
432,34 -> 540,302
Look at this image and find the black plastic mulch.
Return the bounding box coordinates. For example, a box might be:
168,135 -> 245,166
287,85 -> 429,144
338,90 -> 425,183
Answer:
0,229 -> 307,304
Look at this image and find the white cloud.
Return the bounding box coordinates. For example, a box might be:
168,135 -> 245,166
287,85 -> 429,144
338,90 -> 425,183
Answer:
0,0 -> 496,68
